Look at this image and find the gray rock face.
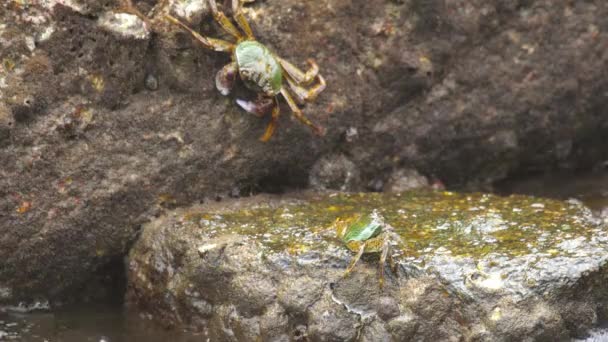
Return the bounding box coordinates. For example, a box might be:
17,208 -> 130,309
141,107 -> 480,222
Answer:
126,191 -> 608,341
383,168 -> 429,193
309,154 -> 361,191
1,0 -> 608,303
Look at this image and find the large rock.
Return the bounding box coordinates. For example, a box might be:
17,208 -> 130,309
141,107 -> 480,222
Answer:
127,191 -> 608,341
1,0 -> 608,302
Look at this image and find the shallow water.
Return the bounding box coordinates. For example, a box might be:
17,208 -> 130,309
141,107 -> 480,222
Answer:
0,304 -> 204,341
3,171 -> 607,342
575,324 -> 608,342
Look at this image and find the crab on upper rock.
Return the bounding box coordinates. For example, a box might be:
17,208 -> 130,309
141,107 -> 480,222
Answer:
119,0 -> 327,141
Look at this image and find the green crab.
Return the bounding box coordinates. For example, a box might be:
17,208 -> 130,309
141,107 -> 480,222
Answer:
121,0 -> 326,141
332,210 -> 399,288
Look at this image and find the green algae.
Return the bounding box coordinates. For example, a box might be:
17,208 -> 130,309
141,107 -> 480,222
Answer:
183,191 -> 597,259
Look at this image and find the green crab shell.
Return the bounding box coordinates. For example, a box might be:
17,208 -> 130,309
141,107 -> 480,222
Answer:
235,41 -> 283,97
339,211 -> 384,244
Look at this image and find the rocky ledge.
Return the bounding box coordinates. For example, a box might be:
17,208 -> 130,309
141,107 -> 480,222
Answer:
126,190 -> 608,341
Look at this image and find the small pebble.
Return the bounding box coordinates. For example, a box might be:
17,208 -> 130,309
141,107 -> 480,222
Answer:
145,74 -> 159,91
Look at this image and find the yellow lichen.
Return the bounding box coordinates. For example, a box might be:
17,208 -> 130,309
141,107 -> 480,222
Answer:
89,74 -> 105,92
16,201 -> 32,214
182,190 -> 597,260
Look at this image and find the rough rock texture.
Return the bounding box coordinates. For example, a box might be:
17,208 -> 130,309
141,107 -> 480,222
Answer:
1,0 -> 608,302
127,190 -> 608,341
382,168 -> 429,193
309,153 -> 362,191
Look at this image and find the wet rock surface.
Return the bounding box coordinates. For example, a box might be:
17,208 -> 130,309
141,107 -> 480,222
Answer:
127,190 -> 608,341
1,0 -> 608,303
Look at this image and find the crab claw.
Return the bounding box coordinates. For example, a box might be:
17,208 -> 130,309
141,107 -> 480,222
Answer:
216,62 -> 238,96
236,97 -> 274,117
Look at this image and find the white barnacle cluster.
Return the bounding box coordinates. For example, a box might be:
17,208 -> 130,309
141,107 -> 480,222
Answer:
39,0 -> 86,13
170,0 -> 207,26
465,270 -> 504,293
97,12 -> 150,40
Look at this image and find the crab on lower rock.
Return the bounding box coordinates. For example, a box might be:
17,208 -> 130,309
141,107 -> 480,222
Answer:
119,0 -> 326,141
332,210 -> 402,288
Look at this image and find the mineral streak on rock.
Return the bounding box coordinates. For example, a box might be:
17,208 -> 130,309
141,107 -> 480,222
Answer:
127,190 -> 608,341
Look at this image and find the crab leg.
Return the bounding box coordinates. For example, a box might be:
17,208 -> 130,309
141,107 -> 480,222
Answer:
388,251 -> 397,274
285,74 -> 326,104
216,62 -> 238,95
379,236 -> 390,289
279,58 -> 320,85
231,0 -> 255,39
343,242 -> 366,277
235,96 -> 279,141
280,87 -> 325,136
208,0 -> 244,40
165,15 -> 234,52
259,98 -> 281,142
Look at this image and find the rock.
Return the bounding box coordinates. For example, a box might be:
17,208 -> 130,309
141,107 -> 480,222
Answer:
375,296 -> 400,321
360,320 -> 391,342
387,313 -> 419,341
277,276 -> 324,314
126,190 -> 608,340
487,302 -> 566,341
309,154 -> 361,191
0,103 -> 12,147
306,290 -> 359,342
383,168 -> 429,193
2,0 -> 608,304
